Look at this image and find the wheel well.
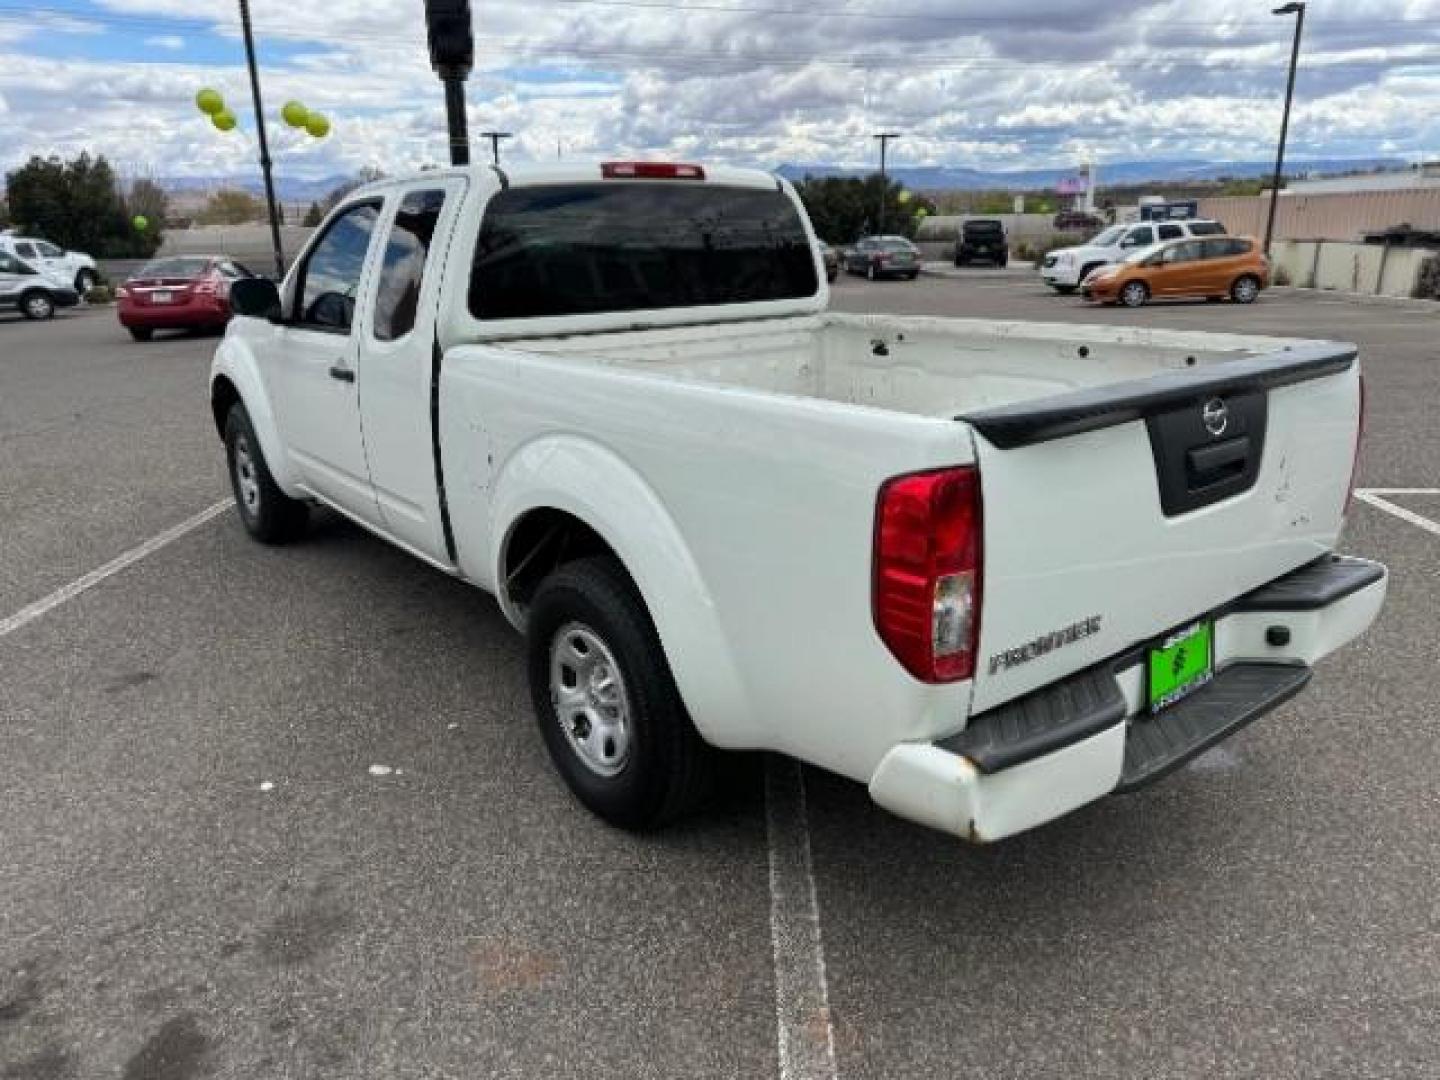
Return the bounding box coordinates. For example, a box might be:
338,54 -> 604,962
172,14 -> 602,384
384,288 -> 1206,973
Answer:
1080,262 -> 1105,279
503,508 -> 621,610
211,376 -> 240,439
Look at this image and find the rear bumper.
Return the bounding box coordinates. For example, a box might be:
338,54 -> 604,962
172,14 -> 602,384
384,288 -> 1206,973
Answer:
119,300 -> 230,328
868,555 -> 1387,842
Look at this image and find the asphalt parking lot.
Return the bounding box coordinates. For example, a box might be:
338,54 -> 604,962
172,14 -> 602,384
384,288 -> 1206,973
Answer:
2,279 -> 1437,1079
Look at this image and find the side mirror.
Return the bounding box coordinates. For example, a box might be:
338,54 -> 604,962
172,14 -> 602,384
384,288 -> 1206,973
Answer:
230,276 -> 283,322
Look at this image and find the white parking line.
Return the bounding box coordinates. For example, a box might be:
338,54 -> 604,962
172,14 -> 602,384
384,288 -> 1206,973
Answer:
765,757 -> 839,1080
1355,489 -> 1440,538
0,501 -> 232,640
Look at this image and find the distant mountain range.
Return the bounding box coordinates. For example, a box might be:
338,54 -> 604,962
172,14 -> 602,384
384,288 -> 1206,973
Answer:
149,156 -> 1409,199
775,157 -> 1409,191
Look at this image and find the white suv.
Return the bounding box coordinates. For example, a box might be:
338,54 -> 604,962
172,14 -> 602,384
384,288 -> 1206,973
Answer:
0,232 -> 100,293
1041,219 -> 1227,293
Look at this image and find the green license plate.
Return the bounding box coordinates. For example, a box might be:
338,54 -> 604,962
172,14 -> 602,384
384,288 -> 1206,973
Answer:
1148,620 -> 1214,713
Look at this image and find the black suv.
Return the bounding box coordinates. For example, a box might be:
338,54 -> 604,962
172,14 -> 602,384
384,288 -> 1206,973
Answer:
954,219 -> 1008,267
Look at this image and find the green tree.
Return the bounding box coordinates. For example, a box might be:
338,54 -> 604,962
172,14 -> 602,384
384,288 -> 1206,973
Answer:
4,152 -> 156,256
197,188 -> 266,225
794,174 -> 936,243
302,201 -> 323,227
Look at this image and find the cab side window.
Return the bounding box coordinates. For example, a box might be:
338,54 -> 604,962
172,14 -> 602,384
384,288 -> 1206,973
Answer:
1123,227 -> 1154,247
373,189 -> 447,342
0,253 -> 30,274
14,242 -> 36,259
293,201 -> 382,333
37,242 -> 63,257
1157,224 -> 1184,241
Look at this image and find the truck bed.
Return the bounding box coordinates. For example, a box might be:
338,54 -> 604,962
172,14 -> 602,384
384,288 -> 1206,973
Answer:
506,313 -> 1309,418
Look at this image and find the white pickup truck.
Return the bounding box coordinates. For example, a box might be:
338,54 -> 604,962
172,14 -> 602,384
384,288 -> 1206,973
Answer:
211,162 -> 1385,842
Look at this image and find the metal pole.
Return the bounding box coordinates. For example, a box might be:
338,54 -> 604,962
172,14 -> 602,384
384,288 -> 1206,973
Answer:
1264,3 -> 1306,255
237,0 -> 285,280
874,132 -> 899,234
479,131 -> 512,166
443,78 -> 470,165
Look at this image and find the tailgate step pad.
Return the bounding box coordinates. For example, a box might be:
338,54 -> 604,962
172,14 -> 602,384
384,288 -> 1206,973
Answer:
1116,663 -> 1312,792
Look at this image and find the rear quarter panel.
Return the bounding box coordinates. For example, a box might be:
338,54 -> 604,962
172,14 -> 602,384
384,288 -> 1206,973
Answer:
439,346 -> 977,781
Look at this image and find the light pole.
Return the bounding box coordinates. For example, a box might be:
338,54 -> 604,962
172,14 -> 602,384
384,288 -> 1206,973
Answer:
479,131 -> 513,165
873,132 -> 900,233
424,0 -> 474,166
237,0 -> 285,278
1265,2 -> 1306,255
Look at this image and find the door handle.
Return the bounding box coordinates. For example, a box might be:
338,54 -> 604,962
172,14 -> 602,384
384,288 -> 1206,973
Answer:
328,365 -> 356,383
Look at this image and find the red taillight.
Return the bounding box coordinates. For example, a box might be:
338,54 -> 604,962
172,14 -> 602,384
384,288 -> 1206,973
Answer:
195,272 -> 222,297
1344,372 -> 1366,517
601,161 -> 705,180
873,466 -> 983,683
115,285 -> 131,299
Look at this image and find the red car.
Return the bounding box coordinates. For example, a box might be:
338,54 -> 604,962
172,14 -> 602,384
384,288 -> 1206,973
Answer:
117,255 -> 255,341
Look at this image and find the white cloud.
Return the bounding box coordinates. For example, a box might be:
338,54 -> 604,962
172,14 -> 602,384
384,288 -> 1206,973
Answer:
2,0 -> 1438,180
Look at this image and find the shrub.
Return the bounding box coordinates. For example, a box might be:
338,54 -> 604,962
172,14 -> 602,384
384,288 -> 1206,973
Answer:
84,284 -> 115,304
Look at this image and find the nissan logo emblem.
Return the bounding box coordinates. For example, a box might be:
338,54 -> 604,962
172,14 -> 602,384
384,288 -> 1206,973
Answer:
1202,397 -> 1229,437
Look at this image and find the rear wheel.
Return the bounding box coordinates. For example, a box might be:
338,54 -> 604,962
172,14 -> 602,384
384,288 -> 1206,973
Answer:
1231,275 -> 1261,304
1052,285 -> 1077,296
867,263 -> 877,281
527,556 -> 715,829
20,291 -> 55,320
75,269 -> 97,295
224,402 -> 308,544
127,326 -> 154,342
1120,281 -> 1150,308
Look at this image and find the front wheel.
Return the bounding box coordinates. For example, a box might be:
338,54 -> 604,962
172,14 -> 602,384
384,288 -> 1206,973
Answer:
527,556 -> 715,830
1231,275 -> 1261,304
1051,285 -> 1077,295
1120,281 -> 1150,308
867,263 -> 877,281
224,402 -> 308,544
21,291 -> 55,320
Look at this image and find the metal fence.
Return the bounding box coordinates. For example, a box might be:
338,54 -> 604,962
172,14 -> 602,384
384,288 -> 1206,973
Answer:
1198,189 -> 1440,242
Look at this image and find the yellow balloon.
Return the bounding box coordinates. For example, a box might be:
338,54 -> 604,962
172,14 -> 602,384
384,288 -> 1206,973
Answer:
897,190 -> 913,205
212,110 -> 237,132
304,113 -> 330,138
281,100 -> 309,128
195,87 -> 224,115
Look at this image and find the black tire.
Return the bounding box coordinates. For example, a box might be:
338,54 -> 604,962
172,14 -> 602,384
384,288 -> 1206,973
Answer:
867,263 -> 877,281
224,402 -> 308,544
20,290 -> 55,320
75,269 -> 97,294
1119,280 -> 1150,308
527,556 -> 715,830
1052,285 -> 1077,295
1231,274 -> 1261,304
127,326 -> 154,342
906,271 -> 919,280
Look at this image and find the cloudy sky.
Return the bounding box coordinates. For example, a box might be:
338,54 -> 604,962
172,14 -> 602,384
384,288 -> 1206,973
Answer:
1,0 -> 1438,181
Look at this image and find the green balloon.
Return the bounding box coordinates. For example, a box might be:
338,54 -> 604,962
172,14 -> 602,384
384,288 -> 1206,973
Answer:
281,100 -> 309,128
304,113 -> 330,138
212,109 -> 237,132
195,87 -> 224,115
897,190 -> 913,205
916,207 -> 930,218
132,215 -> 149,232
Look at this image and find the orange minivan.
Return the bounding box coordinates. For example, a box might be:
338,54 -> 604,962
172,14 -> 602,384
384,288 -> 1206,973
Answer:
1082,236 -> 1269,307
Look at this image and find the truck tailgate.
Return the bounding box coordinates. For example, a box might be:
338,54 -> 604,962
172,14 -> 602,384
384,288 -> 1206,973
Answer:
962,341 -> 1361,714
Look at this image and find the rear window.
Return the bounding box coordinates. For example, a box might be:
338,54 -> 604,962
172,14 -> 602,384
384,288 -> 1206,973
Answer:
136,257 -> 212,278
470,183 -> 818,320
1188,221 -> 1225,236
964,220 -> 1003,233
878,239 -> 916,252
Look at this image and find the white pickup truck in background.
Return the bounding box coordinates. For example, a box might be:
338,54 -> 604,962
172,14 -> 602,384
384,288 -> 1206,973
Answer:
211,161 -> 1385,843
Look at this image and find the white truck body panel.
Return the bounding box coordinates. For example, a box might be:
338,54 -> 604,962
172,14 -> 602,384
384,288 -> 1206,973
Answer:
210,162 -> 1384,842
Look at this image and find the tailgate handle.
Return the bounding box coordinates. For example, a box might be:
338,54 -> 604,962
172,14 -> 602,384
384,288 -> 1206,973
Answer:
1187,436 -> 1250,486
328,365 -> 356,383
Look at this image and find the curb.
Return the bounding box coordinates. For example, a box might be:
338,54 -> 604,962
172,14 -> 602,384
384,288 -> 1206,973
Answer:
1270,286 -> 1438,312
